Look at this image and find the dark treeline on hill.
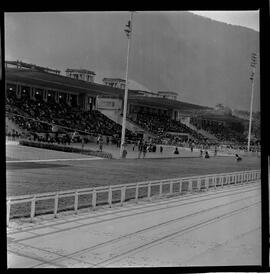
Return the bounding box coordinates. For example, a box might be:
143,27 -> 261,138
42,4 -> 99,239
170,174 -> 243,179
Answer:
6,11 -> 260,111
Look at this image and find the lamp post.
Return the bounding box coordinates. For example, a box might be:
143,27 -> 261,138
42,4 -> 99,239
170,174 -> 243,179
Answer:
247,52 -> 257,152
120,11 -> 135,158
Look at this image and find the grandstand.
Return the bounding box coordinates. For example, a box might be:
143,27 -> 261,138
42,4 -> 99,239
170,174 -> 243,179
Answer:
5,60 -> 251,150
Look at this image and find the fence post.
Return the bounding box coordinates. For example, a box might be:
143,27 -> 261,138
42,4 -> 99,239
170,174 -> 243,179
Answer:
214,176 -> 217,189
121,186 -> 126,205
30,196 -> 36,222
189,179 -> 193,192
74,192 -> 78,214
179,180 -> 182,193
54,193 -> 59,218
208,177 -> 211,189
135,184 -> 139,203
197,178 -> 201,191
92,189 -> 96,210
221,176 -> 223,187
108,186 -> 112,208
147,183 -> 151,200
205,177 -> 209,190
159,182 -> 162,196
169,182 -> 173,194
7,199 -> 11,227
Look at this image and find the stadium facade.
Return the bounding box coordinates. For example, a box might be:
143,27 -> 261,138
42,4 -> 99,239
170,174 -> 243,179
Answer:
5,60 -> 250,144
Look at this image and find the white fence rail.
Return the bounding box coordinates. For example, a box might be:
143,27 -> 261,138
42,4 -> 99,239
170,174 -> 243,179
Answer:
6,170 -> 260,226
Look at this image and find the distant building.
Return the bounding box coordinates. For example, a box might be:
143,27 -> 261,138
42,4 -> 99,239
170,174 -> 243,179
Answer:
157,91 -> 178,100
66,68 -> 96,83
103,78 -> 126,89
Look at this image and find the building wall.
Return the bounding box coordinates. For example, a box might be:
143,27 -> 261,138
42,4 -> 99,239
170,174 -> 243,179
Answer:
96,97 -> 122,111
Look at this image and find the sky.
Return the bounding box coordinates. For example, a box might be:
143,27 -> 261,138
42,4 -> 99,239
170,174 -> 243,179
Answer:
190,11 -> 259,31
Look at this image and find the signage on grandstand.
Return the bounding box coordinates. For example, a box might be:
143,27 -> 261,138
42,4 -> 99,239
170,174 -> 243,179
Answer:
96,98 -> 122,110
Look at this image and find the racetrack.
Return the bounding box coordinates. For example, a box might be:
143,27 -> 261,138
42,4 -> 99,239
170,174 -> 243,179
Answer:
7,182 -> 261,267
6,143 -> 260,196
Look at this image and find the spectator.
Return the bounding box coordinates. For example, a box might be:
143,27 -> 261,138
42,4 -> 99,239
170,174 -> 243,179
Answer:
81,137 -> 85,151
205,151 -> 210,158
143,142 -> 148,158
160,145 -> 163,153
174,147 -> 179,155
214,145 -> 218,157
138,140 -> 143,159
235,154 -> 242,162
99,136 -> 103,151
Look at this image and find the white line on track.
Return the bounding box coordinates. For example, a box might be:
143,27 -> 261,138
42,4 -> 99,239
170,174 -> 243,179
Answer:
6,157 -> 103,163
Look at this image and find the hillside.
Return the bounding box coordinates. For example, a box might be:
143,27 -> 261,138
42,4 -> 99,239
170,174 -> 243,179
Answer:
5,11 -> 260,110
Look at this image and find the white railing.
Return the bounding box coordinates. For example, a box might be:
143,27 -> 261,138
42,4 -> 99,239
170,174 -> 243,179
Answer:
6,170 -> 260,226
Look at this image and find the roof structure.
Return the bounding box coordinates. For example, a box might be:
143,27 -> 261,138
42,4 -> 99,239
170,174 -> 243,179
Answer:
195,112 -> 245,123
6,67 -> 214,114
103,78 -> 125,82
127,95 -> 211,113
6,68 -> 124,98
6,60 -> 60,75
157,91 -> 178,95
65,68 -> 96,75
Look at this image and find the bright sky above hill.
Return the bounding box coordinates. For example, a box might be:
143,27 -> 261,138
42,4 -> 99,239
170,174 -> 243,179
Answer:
190,11 -> 259,31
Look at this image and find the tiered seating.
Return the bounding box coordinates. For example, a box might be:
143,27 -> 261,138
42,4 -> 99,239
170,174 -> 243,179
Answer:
130,112 -> 206,142
190,118 -> 246,143
5,91 -> 136,141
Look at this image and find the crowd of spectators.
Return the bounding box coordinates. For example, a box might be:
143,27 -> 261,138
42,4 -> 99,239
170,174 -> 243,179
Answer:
130,112 -> 206,143
5,90 -> 251,150
6,90 -> 137,142
190,117 -> 246,143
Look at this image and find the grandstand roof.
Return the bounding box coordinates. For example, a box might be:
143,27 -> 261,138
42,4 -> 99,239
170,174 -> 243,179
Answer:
103,78 -> 125,82
197,113 -> 245,123
6,67 -> 212,114
6,68 -> 124,97
127,95 -> 211,113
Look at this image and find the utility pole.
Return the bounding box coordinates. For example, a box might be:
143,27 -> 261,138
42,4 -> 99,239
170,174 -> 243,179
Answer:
120,11 -> 135,158
247,52 -> 257,152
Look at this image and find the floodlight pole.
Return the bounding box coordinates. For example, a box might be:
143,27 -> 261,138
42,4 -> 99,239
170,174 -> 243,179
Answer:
120,11 -> 134,158
247,53 -> 257,152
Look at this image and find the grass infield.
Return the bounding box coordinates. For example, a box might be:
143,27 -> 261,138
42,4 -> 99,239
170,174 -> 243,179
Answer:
6,144 -> 260,219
